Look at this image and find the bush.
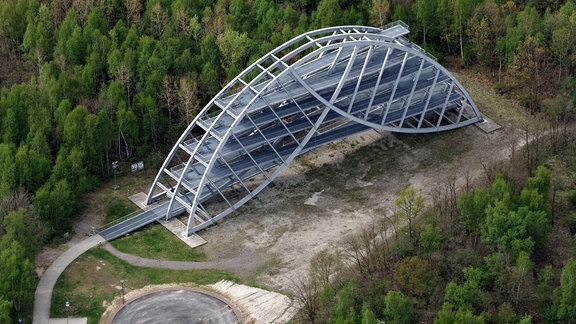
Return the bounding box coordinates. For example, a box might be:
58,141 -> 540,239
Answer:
568,216 -> 576,235
568,189 -> 576,207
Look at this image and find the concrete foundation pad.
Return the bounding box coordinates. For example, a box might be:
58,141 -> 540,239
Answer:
158,218 -> 207,248
475,116 -> 501,133
128,192 -> 207,249
127,192 -> 157,211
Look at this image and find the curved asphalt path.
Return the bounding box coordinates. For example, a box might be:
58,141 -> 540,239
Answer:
102,244 -> 261,272
33,234 -> 104,324
33,235 -> 264,324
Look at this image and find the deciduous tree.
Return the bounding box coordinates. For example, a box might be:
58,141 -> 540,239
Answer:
481,200 -> 532,262
452,0 -> 478,65
393,256 -> 431,297
329,280 -> 359,324
361,303 -> 377,324
312,0 -> 343,28
71,0 -> 95,27
458,188 -> 489,246
310,248 -> 341,287
22,4 -> 53,72
124,0 -> 143,27
434,302 -> 484,323
178,76 -> 200,125
395,186 -> 425,243
554,258 -> 576,321
467,0 -> 505,68
415,0 -> 436,46
369,0 -> 390,27
0,240 -> 35,312
33,179 -> 76,233
216,29 -> 250,80
511,36 -> 552,112
419,223 -> 441,252
0,297 -> 10,324
0,143 -> 17,191
0,0 -> 35,51
383,290 -> 414,324
146,2 -> 168,39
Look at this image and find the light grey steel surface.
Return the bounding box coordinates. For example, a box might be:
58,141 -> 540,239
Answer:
107,22 -> 483,238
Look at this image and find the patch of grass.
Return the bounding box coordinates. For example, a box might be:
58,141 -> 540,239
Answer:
110,223 -> 207,261
51,247 -> 237,323
104,198 -> 138,224
426,134 -> 470,166
453,70 -> 531,127
249,256 -> 283,281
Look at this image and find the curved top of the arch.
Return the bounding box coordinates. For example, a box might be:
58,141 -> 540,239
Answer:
146,21 -> 483,237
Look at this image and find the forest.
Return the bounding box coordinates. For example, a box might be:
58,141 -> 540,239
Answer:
0,0 -> 575,322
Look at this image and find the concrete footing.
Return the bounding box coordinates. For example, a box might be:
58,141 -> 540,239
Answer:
128,192 -> 207,248
475,116 -> 501,133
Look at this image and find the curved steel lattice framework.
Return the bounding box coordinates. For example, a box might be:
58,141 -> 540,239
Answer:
147,22 -> 483,236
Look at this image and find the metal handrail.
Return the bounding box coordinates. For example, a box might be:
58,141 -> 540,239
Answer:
98,208 -> 144,232
381,20 -> 409,31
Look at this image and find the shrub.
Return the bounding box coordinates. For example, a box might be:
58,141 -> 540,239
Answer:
568,189 -> 576,207
568,216 -> 576,235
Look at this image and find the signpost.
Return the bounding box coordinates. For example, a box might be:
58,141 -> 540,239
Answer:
65,301 -> 70,324
120,280 -> 125,304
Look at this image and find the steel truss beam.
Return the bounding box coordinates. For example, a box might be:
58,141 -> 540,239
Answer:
146,22 -> 483,236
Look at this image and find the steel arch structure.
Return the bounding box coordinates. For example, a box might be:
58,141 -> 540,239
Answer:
146,22 -> 482,237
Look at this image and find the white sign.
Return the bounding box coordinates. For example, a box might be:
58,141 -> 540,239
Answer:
131,161 -> 144,172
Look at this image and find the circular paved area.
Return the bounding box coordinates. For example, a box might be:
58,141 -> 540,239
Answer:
111,289 -> 239,324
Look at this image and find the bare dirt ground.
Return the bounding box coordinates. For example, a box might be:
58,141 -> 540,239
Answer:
198,122 -> 525,292
36,69 -> 537,302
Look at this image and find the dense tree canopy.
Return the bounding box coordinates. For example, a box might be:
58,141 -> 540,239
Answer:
0,0 -> 575,321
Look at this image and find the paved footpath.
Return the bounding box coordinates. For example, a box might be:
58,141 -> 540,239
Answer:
102,244 -> 263,272
33,234 -> 104,324
33,236 -> 267,324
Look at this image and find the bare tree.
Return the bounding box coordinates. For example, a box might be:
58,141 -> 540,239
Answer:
309,248 -> 342,287
0,188 -> 46,245
290,273 -> 322,323
369,0 -> 390,27
123,0 -> 143,27
200,3 -> 227,36
0,188 -> 31,221
174,10 -> 201,43
48,0 -> 73,28
178,77 -> 200,125
114,61 -> 133,105
344,224 -> 388,278
430,178 -> 455,216
291,248 -> 343,323
72,0 -> 94,27
149,2 -> 168,38
161,75 -> 178,132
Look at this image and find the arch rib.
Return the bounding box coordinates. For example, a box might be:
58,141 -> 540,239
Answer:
146,22 -> 483,236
